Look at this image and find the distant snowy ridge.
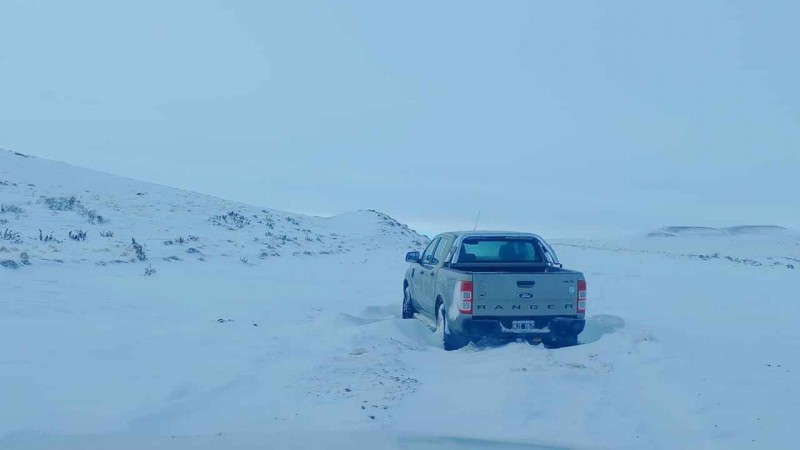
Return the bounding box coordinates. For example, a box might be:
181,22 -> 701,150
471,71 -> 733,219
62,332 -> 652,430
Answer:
0,149 -> 427,270
647,225 -> 791,237
553,224 -> 799,271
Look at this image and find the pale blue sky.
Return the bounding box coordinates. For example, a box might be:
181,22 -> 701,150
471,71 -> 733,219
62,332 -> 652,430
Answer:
1,1 -> 798,237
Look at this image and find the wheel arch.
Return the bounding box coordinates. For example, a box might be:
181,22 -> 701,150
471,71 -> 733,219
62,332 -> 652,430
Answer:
435,295 -> 444,319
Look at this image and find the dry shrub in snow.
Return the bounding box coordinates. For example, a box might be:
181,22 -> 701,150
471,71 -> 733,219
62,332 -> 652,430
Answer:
211,211 -> 251,229
131,238 -> 147,261
0,259 -> 20,269
43,196 -> 80,211
42,196 -> 107,224
69,230 -> 88,241
1,229 -> 22,244
163,235 -> 199,246
0,204 -> 23,214
39,230 -> 57,242
81,208 -> 106,224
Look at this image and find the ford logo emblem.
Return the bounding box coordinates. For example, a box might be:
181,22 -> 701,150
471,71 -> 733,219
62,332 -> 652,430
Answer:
518,293 -> 534,299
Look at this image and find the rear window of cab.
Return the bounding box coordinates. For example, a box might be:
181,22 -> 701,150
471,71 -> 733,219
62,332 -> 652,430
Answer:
459,238 -> 544,263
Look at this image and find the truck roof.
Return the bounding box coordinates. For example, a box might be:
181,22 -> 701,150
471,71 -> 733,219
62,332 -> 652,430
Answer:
445,231 -> 543,238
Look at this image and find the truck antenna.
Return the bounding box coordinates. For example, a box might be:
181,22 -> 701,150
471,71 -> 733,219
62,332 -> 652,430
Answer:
473,211 -> 481,231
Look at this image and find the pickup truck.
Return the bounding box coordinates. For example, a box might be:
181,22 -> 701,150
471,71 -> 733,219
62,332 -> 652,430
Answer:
402,231 -> 586,350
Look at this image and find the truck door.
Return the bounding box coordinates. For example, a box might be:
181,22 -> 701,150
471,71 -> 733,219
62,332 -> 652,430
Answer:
413,238 -> 440,314
420,236 -> 451,315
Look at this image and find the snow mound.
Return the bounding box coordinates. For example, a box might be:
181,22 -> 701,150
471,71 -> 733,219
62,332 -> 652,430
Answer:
0,149 -> 427,270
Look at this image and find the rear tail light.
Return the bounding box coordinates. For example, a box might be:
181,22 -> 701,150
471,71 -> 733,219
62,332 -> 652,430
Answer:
456,280 -> 473,314
577,279 -> 587,314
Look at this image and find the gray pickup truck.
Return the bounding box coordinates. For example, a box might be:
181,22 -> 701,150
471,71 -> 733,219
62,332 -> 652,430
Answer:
402,231 -> 586,350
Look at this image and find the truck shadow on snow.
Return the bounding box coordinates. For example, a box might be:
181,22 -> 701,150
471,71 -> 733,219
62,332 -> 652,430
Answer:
461,314 -> 624,350
335,304 -> 400,327
390,314 -> 626,351
578,314 -> 625,345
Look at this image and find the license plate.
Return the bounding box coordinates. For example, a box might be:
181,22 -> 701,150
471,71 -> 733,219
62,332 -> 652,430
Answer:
511,320 -> 538,330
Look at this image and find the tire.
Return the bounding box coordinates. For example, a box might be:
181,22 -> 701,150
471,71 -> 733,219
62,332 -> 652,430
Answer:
544,334 -> 579,349
402,285 -> 416,319
527,337 -> 545,346
436,302 -> 469,351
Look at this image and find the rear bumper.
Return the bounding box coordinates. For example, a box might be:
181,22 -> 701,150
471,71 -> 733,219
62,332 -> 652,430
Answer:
455,316 -> 585,339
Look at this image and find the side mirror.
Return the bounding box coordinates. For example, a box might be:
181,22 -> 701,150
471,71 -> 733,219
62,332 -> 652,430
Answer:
405,251 -> 420,263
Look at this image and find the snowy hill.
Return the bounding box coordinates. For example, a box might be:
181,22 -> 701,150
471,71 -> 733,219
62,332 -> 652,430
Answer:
0,149 -> 427,270
1,149 -> 799,450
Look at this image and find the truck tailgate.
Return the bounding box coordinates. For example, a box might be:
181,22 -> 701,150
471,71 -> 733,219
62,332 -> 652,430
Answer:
472,272 -> 578,317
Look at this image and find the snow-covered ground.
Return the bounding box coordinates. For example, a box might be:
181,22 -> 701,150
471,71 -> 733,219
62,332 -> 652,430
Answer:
1,149 -> 798,449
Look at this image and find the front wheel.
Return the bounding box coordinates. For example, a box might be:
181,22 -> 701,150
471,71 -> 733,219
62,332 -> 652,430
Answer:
436,303 -> 469,351
402,286 -> 416,319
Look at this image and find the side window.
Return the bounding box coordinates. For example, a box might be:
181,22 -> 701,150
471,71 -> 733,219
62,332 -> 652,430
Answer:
432,237 -> 449,265
420,238 -> 440,265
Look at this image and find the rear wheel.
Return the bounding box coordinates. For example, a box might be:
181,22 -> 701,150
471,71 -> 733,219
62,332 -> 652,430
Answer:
402,285 -> 416,319
436,303 -> 469,351
544,334 -> 579,349
527,337 -> 545,346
